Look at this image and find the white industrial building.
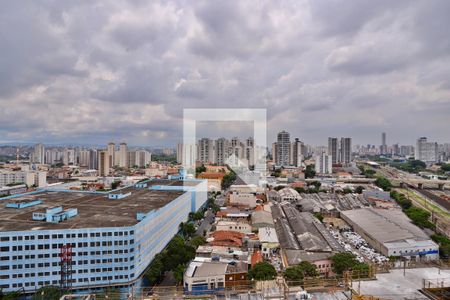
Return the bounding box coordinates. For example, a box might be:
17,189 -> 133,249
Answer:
341,208 -> 439,260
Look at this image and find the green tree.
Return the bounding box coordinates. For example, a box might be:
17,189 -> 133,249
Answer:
390,191 -> 412,210
308,181 -> 321,189
313,212 -> 324,222
355,186 -> 364,194
374,176 -> 392,191
404,206 -> 434,229
342,187 -> 353,194
2,291 -> 22,300
173,264 -> 186,283
145,253 -> 165,285
304,165 -> 316,179
32,286 -> 61,300
441,163 -> 450,172
163,235 -> 196,270
195,164 -> 206,175
189,236 -> 206,248
247,262 -> 277,280
431,234 -> 450,258
284,261 -> 318,282
330,252 -> 358,275
221,171 -> 236,190
179,222 -> 196,238
294,187 -> 306,193
94,290 -> 121,300
111,180 -> 121,190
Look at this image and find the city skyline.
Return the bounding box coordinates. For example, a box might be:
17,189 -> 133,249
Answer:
1,1 -> 449,146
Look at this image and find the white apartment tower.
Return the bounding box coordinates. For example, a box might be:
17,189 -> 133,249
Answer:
415,137 -> 438,163
107,142 -> 115,168
275,131 -> 291,167
328,138 -> 338,164
63,148 -> 75,166
119,142 -> 128,168
315,152 -> 332,174
97,150 -> 110,176
290,138 -> 303,167
33,144 -> 45,164
176,143 -> 183,164
215,138 -> 230,166
198,138 -> 214,164
339,137 -> 352,165
381,132 -> 387,155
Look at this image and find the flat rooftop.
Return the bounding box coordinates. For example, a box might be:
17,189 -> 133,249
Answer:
0,180 -> 200,231
341,208 -> 428,243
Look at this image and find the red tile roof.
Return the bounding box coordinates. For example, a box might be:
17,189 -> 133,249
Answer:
251,250 -> 263,266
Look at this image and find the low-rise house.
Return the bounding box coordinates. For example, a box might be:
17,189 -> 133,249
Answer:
184,260 -> 248,294
251,210 -> 274,229
258,227 -> 280,258
197,172 -> 225,191
184,261 -> 227,294
283,250 -> 334,277
216,220 -> 252,234
209,231 -> 245,247
278,187 -> 301,202
229,191 -> 258,208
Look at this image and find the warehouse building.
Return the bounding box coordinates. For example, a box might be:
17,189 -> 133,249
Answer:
272,202 -> 342,276
341,208 -> 439,260
0,178 -> 207,293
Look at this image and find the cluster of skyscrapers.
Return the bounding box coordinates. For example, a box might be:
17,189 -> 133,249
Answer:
271,131 -> 305,167
327,137 -> 352,165
31,143 -> 151,176
177,137 -> 255,167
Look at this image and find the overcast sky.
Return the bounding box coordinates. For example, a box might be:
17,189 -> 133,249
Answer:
1,0 -> 449,147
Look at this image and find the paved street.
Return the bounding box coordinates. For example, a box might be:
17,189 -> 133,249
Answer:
195,208 -> 214,236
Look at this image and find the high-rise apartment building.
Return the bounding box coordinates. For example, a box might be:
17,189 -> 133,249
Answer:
275,131 -> 290,167
33,144 -> 45,164
135,150 -> 151,168
107,142 -> 115,168
328,137 -> 338,164
215,138 -> 230,166
339,137 -> 352,165
176,143 -> 183,164
290,138 -> 303,167
97,150 -> 110,176
119,143 -> 128,168
328,137 -> 352,165
198,138 -> 214,164
45,149 -> 62,165
63,148 -> 75,166
415,137 -> 438,163
79,150 -> 90,167
315,151 -> 332,174
400,145 -> 414,157
380,132 -> 387,155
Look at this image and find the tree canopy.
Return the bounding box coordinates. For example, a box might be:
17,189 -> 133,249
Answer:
304,165 -> 316,179
330,253 -> 369,276
284,261 -> 318,282
247,262 -> 277,280
221,171 -> 236,190
374,176 -> 392,191
31,286 -> 61,300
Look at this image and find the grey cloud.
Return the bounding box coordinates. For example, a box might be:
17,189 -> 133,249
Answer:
0,0 -> 449,146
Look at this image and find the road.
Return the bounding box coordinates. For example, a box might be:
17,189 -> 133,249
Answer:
195,208 -> 214,236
